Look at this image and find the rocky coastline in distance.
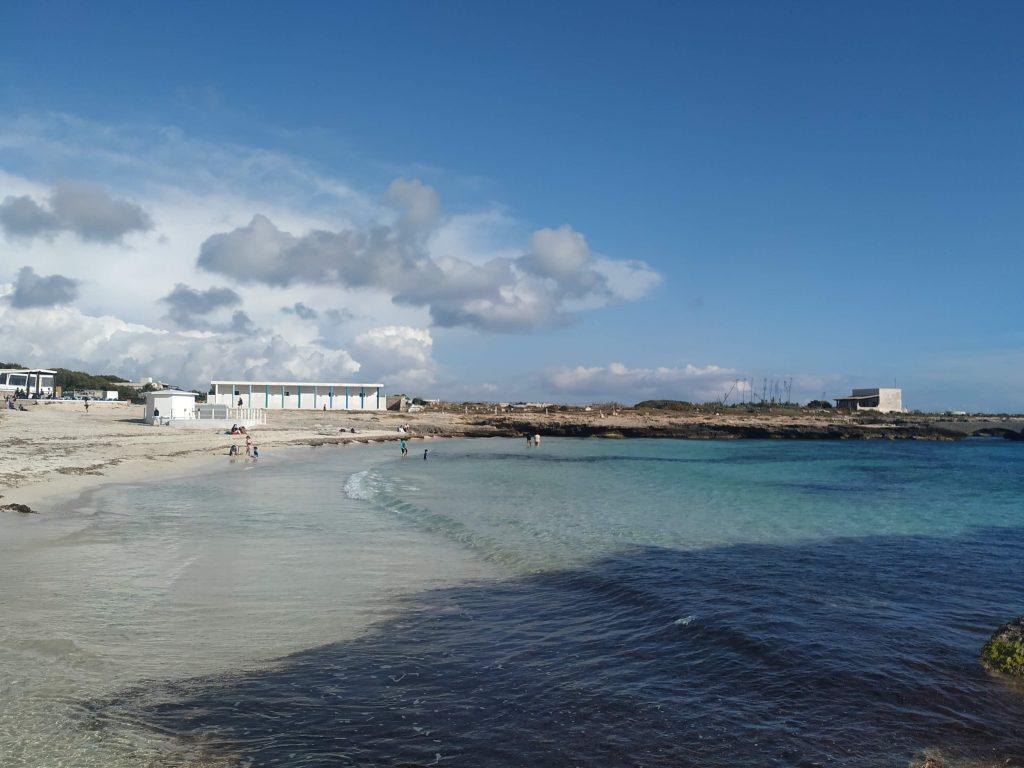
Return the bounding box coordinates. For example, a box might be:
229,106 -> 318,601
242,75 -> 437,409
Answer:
401,403 -> 1024,442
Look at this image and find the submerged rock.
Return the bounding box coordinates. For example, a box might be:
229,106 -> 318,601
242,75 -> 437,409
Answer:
0,503 -> 37,514
981,616 -> 1024,677
912,749 -> 1022,767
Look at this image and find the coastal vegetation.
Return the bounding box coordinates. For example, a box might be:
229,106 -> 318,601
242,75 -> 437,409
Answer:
634,399 -> 697,410
53,368 -> 138,400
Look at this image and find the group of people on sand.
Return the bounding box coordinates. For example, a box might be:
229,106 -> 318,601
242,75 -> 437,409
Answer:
526,433 -> 542,447
5,395 -> 27,411
227,430 -> 259,459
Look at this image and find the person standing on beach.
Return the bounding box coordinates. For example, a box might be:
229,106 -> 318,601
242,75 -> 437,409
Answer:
245,434 -> 252,456
423,448 -> 428,460
526,434 -> 532,447
83,398 -> 90,413
400,438 -> 408,457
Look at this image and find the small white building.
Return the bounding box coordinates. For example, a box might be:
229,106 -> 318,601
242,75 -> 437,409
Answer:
210,380 -> 385,411
835,387 -> 903,413
144,390 -> 198,423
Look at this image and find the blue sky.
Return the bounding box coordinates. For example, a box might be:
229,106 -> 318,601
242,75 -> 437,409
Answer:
0,2 -> 1021,410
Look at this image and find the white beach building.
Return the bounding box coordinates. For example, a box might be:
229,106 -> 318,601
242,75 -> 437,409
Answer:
144,390 -> 198,423
144,389 -> 266,429
0,368 -> 56,397
834,387 -> 904,413
210,380 -> 385,411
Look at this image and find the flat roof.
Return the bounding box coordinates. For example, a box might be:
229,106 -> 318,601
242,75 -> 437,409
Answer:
0,368 -> 57,374
835,395 -> 878,401
212,380 -> 383,388
147,390 -> 197,398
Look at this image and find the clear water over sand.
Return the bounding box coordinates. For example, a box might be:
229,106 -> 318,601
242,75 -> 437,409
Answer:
2,437 -> 1023,766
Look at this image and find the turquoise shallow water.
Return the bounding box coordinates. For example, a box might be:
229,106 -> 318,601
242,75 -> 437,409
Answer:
2,437 -> 1023,767
350,437 -> 1024,569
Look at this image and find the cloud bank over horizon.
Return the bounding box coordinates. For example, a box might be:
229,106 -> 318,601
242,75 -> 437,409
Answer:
544,362 -> 742,403
0,114 -> 672,398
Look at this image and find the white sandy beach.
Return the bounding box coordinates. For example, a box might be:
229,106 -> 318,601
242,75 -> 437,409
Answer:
0,400 -> 423,511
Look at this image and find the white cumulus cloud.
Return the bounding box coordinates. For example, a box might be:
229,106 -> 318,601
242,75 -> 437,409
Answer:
0,179 -> 152,243
350,325 -> 436,388
0,114 -> 665,394
197,180 -> 660,334
0,286 -> 359,388
6,265 -> 80,308
544,362 -> 743,403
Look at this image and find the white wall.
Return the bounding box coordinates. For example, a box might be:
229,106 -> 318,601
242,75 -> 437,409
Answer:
850,388 -> 903,413
145,394 -> 196,420
210,384 -> 385,410
876,388 -> 903,413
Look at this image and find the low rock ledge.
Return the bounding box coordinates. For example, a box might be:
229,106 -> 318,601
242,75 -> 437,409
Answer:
981,616 -> 1024,677
0,502 -> 38,514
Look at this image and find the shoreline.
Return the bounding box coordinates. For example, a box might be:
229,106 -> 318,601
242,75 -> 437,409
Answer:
1,433 -> 436,514
2,402 -> 1022,514
0,402 -> 433,513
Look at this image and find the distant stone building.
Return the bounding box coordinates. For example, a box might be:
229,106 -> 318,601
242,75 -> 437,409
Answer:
834,387 -> 903,413
386,395 -> 409,412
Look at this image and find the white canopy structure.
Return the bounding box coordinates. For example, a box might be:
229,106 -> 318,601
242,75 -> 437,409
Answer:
210,381 -> 385,411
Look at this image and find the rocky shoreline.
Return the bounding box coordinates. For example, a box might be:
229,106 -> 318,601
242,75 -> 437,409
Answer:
453,416 -> 1023,442
482,420 -> 959,441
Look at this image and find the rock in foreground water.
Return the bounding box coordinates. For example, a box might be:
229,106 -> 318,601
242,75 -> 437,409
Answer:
0,503 -> 37,514
981,616 -> 1024,677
